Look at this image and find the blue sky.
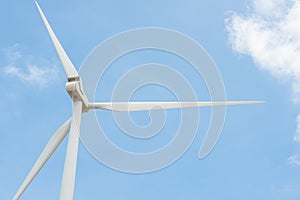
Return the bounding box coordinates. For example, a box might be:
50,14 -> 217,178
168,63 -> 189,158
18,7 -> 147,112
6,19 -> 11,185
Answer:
1,0 -> 300,199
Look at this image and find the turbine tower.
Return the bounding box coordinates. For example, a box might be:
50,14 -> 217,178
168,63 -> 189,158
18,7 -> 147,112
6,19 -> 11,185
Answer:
13,1 -> 263,199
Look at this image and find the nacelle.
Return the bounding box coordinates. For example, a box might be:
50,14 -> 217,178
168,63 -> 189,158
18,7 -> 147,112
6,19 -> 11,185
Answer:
66,79 -> 89,112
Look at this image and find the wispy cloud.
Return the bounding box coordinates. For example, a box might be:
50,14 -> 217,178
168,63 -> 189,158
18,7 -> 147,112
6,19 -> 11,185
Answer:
2,43 -> 60,88
4,64 -> 59,88
287,155 -> 300,167
225,0 -> 300,143
253,0 -> 288,18
4,43 -> 21,62
294,114 -> 300,143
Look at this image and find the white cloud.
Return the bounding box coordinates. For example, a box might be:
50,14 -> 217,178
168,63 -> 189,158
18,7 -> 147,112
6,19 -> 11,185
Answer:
4,64 -> 58,88
287,155 -> 300,167
253,0 -> 287,17
2,44 -> 60,88
3,43 -> 22,62
294,114 -> 300,143
225,0 -> 300,143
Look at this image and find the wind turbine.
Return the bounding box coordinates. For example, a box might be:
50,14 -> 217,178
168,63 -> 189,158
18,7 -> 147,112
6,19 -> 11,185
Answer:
13,1 -> 263,200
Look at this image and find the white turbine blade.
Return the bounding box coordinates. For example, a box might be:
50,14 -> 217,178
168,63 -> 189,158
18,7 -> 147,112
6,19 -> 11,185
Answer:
60,101 -> 82,200
89,101 -> 264,112
13,118 -> 71,200
34,1 -> 79,79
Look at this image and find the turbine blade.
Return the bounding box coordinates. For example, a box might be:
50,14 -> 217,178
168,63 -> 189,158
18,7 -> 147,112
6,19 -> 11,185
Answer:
13,118 -> 72,200
34,1 -> 79,79
88,101 -> 264,112
60,101 -> 82,200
